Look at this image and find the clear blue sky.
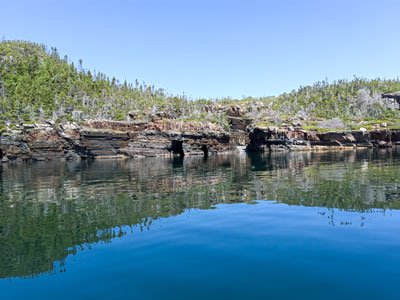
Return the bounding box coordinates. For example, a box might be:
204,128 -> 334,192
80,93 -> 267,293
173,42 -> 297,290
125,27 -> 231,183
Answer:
1,0 -> 400,99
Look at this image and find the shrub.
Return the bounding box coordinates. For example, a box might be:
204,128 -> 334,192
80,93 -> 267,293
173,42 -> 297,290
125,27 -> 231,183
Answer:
317,118 -> 345,129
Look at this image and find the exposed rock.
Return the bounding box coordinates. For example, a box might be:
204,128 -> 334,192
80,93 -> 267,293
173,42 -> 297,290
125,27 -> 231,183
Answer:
382,91 -> 400,106
317,132 -> 356,144
128,110 -> 140,119
247,127 -> 400,151
225,105 -> 247,117
22,123 -> 35,129
228,116 -> 252,132
0,120 -> 233,161
1,118 -> 400,162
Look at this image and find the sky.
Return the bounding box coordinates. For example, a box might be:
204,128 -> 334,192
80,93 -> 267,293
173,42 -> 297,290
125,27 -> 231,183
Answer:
1,0 -> 400,99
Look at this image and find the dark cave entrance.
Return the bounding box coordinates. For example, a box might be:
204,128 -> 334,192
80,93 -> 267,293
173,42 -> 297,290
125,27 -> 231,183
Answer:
201,145 -> 208,159
0,149 -> 3,160
171,140 -> 184,157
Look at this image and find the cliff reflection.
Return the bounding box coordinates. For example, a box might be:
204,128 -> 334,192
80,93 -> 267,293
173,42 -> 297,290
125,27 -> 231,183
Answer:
1,148 -> 400,279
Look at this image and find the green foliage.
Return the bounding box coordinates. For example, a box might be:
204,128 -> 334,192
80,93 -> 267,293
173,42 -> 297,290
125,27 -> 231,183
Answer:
1,40 -> 399,128
0,123 -> 6,134
0,40 -> 196,122
274,77 -> 400,120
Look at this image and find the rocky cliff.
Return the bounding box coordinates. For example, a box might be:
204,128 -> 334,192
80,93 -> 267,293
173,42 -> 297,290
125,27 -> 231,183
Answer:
1,117 -> 400,162
247,126 -> 400,151
0,120 -> 232,162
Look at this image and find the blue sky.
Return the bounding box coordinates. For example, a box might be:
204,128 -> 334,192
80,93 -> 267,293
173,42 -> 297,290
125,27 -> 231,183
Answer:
1,0 -> 400,99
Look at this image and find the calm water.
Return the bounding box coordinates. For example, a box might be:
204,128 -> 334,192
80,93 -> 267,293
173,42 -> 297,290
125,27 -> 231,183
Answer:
1,150 -> 400,299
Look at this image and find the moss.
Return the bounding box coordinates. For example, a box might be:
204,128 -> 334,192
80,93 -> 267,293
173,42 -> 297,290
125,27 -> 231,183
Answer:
255,121 -> 272,128
114,112 -> 125,121
302,125 -> 317,130
315,128 -> 342,133
66,114 -> 74,122
0,124 -> 7,135
9,123 -> 18,130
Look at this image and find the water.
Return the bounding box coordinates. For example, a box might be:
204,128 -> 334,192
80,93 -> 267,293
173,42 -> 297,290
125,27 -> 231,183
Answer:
1,149 -> 400,299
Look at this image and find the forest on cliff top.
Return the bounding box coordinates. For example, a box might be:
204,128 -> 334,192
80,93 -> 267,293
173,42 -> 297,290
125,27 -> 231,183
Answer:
1,40 -> 400,130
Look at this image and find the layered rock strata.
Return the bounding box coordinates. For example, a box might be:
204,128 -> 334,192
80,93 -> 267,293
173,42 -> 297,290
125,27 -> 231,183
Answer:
1,120 -> 400,162
0,120 -> 231,162
247,127 -> 400,151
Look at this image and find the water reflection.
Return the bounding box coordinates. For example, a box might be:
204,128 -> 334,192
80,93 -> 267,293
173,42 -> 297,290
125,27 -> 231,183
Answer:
1,148 -> 400,279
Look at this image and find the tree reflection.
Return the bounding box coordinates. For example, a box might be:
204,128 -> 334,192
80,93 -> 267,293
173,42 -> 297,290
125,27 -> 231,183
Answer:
1,148 -> 400,279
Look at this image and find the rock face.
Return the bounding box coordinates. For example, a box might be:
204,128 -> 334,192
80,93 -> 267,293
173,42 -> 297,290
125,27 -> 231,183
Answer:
382,92 -> 400,106
1,123 -> 71,162
247,127 -> 400,151
1,120 -> 400,162
81,120 -> 231,157
0,120 -> 232,162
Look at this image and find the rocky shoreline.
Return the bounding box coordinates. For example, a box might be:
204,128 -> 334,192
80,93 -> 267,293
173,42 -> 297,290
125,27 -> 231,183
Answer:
248,126 -> 400,151
0,120 -> 231,162
1,117 -> 400,162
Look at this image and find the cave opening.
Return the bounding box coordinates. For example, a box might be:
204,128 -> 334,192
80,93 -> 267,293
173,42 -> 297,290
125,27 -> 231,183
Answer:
0,149 -> 3,160
201,145 -> 208,159
171,140 -> 184,157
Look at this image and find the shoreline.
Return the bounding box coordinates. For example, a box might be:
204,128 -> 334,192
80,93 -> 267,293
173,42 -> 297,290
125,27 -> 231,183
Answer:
1,119 -> 400,163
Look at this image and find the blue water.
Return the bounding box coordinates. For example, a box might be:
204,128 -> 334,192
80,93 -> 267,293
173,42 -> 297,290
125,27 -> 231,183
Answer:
1,150 -> 400,299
